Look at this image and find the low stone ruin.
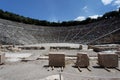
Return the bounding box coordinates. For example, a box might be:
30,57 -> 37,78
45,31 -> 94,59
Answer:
75,53 -> 89,68
98,53 -> 118,68
49,52 -> 65,67
0,53 -> 5,64
18,46 -> 45,50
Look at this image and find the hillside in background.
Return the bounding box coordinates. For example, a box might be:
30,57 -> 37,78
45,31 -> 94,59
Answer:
0,9 -> 120,45
0,9 -> 120,26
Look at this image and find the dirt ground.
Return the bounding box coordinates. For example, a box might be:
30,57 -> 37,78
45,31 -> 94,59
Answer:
0,43 -> 120,80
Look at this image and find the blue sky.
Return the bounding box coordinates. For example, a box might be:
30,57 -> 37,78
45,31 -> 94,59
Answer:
0,0 -> 120,22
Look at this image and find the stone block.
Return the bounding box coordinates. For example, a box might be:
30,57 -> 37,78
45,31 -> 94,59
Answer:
0,53 -> 5,64
75,53 -> 89,67
49,52 -> 65,67
98,53 -> 118,68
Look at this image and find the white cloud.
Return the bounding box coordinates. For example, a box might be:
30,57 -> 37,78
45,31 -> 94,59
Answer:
114,0 -> 120,8
89,15 -> 102,19
74,15 -> 102,21
74,16 -> 86,21
83,6 -> 88,12
101,0 -> 120,8
101,0 -> 113,5
83,6 -> 87,10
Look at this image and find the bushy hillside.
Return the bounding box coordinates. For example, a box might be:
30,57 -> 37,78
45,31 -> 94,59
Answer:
0,9 -> 120,26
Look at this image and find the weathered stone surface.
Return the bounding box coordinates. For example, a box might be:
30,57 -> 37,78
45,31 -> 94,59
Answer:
98,53 -> 118,68
75,53 -> 89,67
49,52 -> 65,67
0,53 -> 5,64
116,51 -> 120,57
0,17 -> 120,44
